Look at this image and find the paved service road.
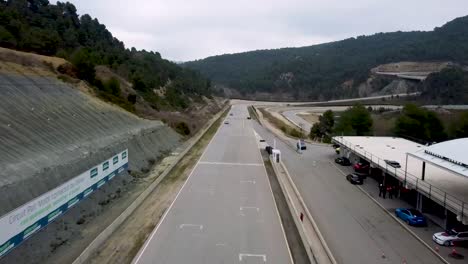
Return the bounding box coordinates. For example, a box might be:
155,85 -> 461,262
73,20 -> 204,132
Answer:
133,105 -> 292,264
253,122 -> 444,264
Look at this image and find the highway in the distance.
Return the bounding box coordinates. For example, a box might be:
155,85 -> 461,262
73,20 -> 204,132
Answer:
132,105 -> 292,264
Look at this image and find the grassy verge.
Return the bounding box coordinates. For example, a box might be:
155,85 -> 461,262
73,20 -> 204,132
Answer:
126,106 -> 229,258
258,107 -> 303,138
163,106 -> 229,185
247,105 -> 259,121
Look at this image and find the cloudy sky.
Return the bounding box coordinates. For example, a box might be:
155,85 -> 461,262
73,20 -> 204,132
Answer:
70,0 -> 467,62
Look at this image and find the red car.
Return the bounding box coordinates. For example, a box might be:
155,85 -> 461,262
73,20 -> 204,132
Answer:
353,162 -> 369,173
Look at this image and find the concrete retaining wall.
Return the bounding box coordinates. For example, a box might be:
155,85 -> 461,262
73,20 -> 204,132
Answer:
0,73 -> 180,216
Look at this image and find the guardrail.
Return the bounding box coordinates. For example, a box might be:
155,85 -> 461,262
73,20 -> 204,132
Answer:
333,137 -> 467,223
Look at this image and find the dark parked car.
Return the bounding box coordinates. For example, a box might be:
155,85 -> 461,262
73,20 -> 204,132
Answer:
353,162 -> 369,173
247,116 -> 251,120
346,173 -> 363,185
385,160 -> 401,168
335,157 -> 351,166
395,208 -> 427,226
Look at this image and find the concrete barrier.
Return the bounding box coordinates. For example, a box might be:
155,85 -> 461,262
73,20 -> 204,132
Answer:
72,105 -> 229,264
270,157 -> 337,264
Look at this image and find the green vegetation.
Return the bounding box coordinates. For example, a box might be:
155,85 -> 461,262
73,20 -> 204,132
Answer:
259,108 -> 303,138
0,0 -> 212,110
394,104 -> 447,143
308,103 -> 468,144
247,106 -> 259,121
421,67 -> 468,104
186,15 -> 468,100
310,110 -> 334,142
449,112 -> 468,138
334,104 -> 373,136
175,122 -> 191,136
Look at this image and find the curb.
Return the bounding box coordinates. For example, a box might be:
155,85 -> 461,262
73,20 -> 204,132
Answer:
72,105 -> 230,264
330,161 -> 450,264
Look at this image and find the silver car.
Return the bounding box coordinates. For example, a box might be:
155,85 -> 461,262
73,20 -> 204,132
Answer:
433,228 -> 468,246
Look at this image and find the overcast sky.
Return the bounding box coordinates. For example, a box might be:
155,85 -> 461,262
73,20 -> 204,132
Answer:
69,0 -> 468,62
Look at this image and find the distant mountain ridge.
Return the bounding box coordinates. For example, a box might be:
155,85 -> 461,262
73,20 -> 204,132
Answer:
185,15 -> 468,101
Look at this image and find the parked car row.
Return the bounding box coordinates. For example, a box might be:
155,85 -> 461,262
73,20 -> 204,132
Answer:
332,148 -> 467,248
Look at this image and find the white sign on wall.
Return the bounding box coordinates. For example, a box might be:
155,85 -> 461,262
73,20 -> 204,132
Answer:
0,149 -> 129,258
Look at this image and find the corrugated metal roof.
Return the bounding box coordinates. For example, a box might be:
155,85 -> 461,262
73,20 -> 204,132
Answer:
409,138 -> 468,177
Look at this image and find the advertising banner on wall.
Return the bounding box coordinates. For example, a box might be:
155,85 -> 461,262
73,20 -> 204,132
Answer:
0,149 -> 129,258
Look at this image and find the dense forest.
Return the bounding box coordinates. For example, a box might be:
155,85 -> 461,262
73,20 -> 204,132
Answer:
420,67 -> 468,104
0,0 -> 213,109
185,15 -> 468,101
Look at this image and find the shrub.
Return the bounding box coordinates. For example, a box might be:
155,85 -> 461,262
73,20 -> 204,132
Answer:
175,122 -> 191,135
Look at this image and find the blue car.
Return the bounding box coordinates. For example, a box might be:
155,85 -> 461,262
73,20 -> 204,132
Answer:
395,208 -> 427,226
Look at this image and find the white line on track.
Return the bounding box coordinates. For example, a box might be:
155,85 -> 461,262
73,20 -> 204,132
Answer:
253,129 -> 295,264
240,180 -> 256,184
132,114 -> 226,264
199,161 -> 263,166
179,224 -> 203,230
240,206 -> 260,212
239,253 -> 267,262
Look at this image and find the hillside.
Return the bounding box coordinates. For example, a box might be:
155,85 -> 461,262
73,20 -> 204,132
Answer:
185,15 -> 468,101
0,0 -> 222,131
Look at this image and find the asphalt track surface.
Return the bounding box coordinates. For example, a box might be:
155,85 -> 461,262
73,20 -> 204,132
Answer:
132,105 -> 292,264
252,122 -> 444,264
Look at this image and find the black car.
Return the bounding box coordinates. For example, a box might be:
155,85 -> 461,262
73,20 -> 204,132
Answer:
335,157 -> 351,166
385,160 -> 401,168
247,116 -> 251,120
346,173 -> 363,185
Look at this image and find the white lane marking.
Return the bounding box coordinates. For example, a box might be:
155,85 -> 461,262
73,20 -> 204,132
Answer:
199,161 -> 263,166
253,127 -> 295,264
240,206 -> 260,212
132,110 -> 227,264
240,180 -> 256,184
179,224 -> 203,230
239,253 -> 267,262
216,243 -> 226,246
240,206 -> 260,216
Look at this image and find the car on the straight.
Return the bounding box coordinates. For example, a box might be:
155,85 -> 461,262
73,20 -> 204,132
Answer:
395,208 -> 427,226
346,173 -> 363,185
433,228 -> 468,246
335,157 -> 351,166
